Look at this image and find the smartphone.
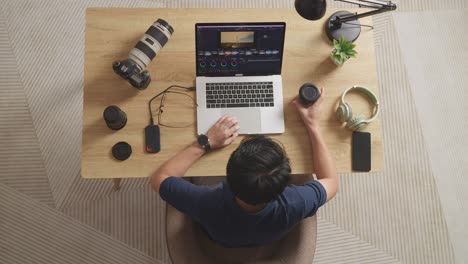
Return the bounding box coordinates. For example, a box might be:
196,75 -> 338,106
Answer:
352,131 -> 371,172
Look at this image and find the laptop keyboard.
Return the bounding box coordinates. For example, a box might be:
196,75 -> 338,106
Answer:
205,82 -> 274,108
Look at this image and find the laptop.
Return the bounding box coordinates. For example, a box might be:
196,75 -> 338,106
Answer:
195,22 -> 286,135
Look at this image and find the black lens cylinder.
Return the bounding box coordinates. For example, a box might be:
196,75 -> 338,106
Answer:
299,83 -> 321,106
103,105 -> 127,130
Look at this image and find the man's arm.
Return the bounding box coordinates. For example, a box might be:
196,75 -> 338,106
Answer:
293,88 -> 338,202
150,115 -> 240,192
305,126 -> 338,202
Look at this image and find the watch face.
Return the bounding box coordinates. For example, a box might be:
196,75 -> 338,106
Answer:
198,135 -> 208,146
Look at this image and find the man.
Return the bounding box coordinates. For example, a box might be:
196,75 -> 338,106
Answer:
151,88 -> 338,247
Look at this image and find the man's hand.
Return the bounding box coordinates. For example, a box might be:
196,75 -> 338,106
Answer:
151,115 -> 240,193
292,88 -> 338,203
206,115 -> 240,150
292,87 -> 325,130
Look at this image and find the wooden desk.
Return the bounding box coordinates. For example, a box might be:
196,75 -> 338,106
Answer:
82,8 -> 383,181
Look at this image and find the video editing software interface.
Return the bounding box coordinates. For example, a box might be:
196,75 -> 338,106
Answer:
196,23 -> 286,76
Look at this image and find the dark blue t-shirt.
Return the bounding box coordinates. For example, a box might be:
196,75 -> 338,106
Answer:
160,177 -> 327,248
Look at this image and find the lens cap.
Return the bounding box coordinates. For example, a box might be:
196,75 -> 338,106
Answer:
112,142 -> 132,161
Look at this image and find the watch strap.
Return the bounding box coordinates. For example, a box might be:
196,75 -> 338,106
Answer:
197,134 -> 211,152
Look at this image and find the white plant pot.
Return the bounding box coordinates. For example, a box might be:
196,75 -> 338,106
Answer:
330,48 -> 350,66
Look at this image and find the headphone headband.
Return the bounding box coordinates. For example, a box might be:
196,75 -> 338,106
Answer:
340,86 -> 380,124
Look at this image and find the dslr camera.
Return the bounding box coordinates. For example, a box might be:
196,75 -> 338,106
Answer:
113,19 -> 174,89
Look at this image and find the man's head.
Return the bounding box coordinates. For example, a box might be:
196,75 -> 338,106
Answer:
226,135 -> 291,205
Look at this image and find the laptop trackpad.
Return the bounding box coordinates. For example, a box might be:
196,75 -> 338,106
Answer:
221,109 -> 261,134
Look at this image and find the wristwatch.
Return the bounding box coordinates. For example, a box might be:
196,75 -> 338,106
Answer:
197,134 -> 211,152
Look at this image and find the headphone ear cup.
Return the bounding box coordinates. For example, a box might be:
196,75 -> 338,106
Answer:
347,115 -> 367,131
336,103 -> 353,123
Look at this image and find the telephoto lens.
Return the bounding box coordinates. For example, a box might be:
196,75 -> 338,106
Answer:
299,83 -> 321,106
113,19 -> 174,89
103,105 -> 127,130
129,19 -> 174,73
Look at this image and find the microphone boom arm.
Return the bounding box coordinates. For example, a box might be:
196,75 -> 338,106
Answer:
331,0 -> 397,25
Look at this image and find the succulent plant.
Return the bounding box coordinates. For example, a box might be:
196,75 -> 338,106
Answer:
332,35 -> 357,65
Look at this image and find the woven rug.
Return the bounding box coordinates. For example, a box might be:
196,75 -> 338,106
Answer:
1,0 -> 467,263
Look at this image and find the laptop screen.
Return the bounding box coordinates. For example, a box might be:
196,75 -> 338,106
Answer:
195,22 -> 286,77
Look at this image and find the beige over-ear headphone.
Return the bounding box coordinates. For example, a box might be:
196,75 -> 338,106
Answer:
336,86 -> 380,131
